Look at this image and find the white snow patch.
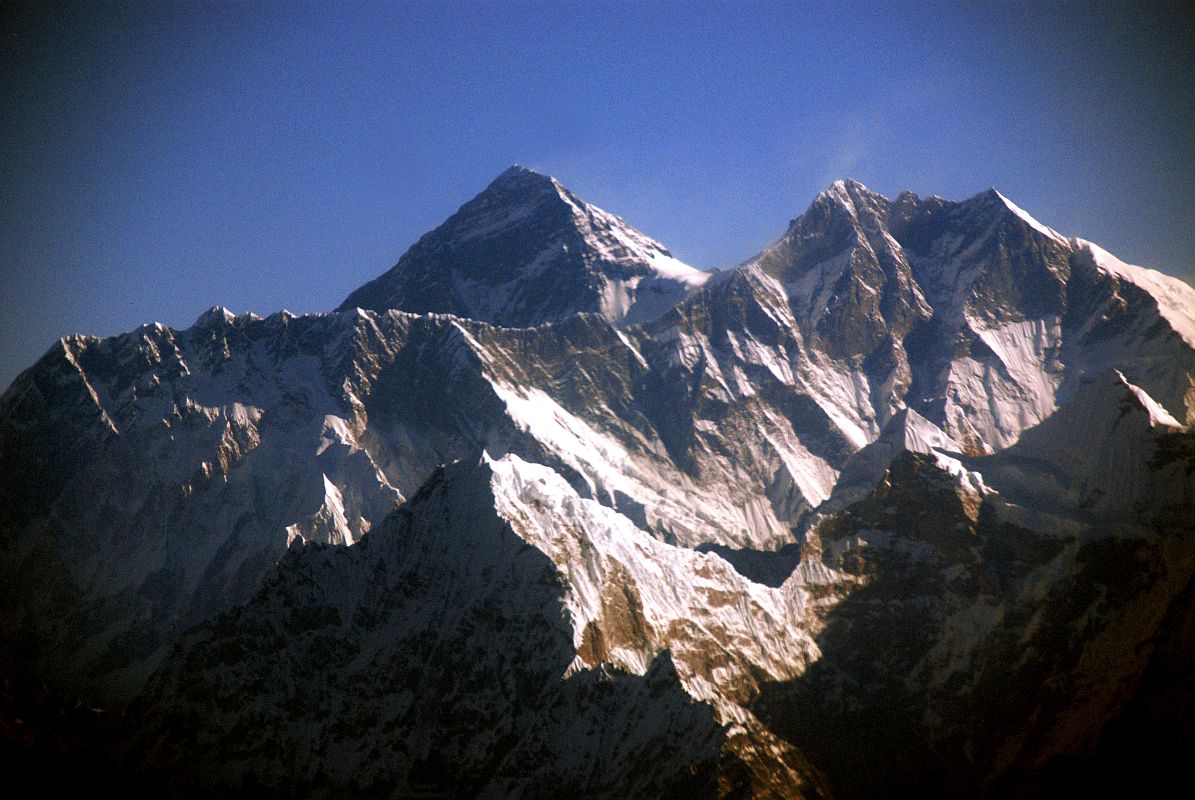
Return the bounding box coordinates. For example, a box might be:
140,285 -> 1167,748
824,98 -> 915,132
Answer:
1078,238 -> 1195,350
804,362 -> 875,449
645,250 -> 711,288
899,409 -> 961,454
1117,371 -> 1185,430
930,451 -> 989,497
783,248 -> 852,329
491,383 -> 634,499
613,329 -> 649,369
484,452 -> 833,692
993,191 -> 1068,244
318,414 -> 356,454
968,315 -> 1064,431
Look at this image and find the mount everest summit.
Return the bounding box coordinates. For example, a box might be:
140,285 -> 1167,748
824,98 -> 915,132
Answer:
339,166 -> 712,327
2,167 -> 1193,798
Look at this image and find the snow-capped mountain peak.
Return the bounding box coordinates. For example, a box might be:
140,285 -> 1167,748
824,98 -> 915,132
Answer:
820,177 -> 880,206
337,166 -> 709,327
989,188 -> 1069,244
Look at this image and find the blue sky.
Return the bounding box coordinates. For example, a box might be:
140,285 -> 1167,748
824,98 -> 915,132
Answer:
3,1 -> 1193,389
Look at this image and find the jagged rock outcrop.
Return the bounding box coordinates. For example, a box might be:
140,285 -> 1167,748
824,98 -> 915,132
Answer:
127,453 -> 838,797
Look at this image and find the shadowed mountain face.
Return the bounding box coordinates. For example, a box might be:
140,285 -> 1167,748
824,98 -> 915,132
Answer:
338,165 -> 711,327
126,458 -> 732,798
2,169 -> 1194,797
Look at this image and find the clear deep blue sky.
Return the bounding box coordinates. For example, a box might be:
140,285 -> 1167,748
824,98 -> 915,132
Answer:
3,1 -> 1193,389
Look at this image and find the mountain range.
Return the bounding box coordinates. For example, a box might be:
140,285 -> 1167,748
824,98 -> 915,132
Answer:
2,167 -> 1193,798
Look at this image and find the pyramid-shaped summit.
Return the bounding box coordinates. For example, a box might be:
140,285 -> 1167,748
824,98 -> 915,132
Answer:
338,166 -> 710,327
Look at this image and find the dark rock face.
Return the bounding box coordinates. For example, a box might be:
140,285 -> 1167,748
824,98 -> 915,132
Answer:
338,165 -> 708,327
3,171 -> 1195,798
753,388 -> 1195,799
127,461 -> 730,798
